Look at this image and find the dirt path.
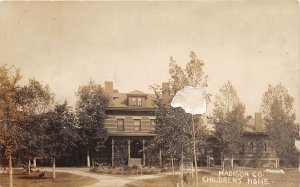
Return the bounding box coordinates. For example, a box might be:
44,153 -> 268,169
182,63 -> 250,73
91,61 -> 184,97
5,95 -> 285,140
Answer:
46,167 -> 162,187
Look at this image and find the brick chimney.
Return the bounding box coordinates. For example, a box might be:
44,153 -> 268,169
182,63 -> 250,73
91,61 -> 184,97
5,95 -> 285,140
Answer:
162,82 -> 170,102
254,112 -> 263,132
104,81 -> 113,98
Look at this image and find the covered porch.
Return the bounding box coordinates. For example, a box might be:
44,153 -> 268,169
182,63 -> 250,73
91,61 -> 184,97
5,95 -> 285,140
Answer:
110,133 -> 156,167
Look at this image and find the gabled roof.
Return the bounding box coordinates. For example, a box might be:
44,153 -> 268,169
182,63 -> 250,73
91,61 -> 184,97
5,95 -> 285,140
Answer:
127,90 -> 146,95
107,90 -> 157,109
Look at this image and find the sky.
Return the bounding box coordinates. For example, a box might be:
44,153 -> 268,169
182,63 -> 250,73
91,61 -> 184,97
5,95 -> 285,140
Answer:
0,1 -> 299,121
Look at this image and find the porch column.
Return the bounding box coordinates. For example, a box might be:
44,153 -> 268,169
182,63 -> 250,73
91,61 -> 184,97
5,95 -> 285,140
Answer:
33,158 -> 37,167
128,139 -> 131,162
142,140 -> 145,167
159,148 -> 162,166
112,139 -> 114,167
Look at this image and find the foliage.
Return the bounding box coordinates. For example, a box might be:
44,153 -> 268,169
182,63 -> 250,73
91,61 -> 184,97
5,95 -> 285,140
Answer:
76,80 -> 109,154
0,65 -> 23,156
211,81 -> 246,158
114,139 -> 128,167
261,84 -> 298,162
151,51 -> 209,164
18,79 -> 54,115
43,101 -> 78,159
0,65 -> 57,167
16,79 -> 55,162
152,97 -> 193,161
168,51 -> 208,95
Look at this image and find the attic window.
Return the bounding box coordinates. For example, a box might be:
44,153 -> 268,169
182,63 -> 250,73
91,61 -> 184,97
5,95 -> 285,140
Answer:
137,97 -> 142,106
132,98 -> 137,106
131,97 -> 142,106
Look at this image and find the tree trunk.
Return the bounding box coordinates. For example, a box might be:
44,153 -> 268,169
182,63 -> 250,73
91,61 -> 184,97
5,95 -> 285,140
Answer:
53,157 -> 56,179
221,152 -> 225,171
192,115 -> 198,187
159,149 -> 162,167
207,156 -> 209,167
9,154 -> 13,187
181,149 -> 184,187
222,159 -> 225,171
298,152 -> 300,173
171,152 -> 175,180
275,157 -> 279,169
33,157 -> 37,167
191,161 -> 194,178
28,159 -> 31,175
231,155 -> 234,171
87,148 -> 90,167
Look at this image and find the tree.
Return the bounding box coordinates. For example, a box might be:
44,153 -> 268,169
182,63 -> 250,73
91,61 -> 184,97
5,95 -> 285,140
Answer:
168,51 -> 208,95
151,51 -> 209,186
0,65 -> 23,187
43,101 -> 78,178
261,83 -> 298,167
0,65 -> 22,154
152,95 -> 192,163
16,79 -> 54,172
211,81 -> 246,170
76,80 -> 109,167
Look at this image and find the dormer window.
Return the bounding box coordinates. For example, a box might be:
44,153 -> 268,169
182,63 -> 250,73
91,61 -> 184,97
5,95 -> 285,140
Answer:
127,90 -> 147,107
130,97 -> 142,106
132,97 -> 137,106
137,97 -> 142,106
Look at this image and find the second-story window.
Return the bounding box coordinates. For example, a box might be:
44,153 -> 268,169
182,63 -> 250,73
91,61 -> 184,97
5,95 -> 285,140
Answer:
117,119 -> 124,131
134,119 -> 141,131
150,119 -> 155,131
249,142 -> 254,153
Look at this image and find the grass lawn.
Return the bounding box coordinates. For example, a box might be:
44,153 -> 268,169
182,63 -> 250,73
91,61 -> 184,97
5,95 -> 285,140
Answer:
0,169 -> 98,187
124,167 -> 300,187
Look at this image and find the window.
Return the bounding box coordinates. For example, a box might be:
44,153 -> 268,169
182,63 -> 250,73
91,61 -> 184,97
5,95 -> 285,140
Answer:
150,119 -> 155,131
117,119 -> 124,131
264,143 -> 267,152
137,97 -> 142,106
249,142 -> 254,153
240,143 -> 245,154
131,97 -> 142,106
132,98 -> 137,106
134,119 -> 141,131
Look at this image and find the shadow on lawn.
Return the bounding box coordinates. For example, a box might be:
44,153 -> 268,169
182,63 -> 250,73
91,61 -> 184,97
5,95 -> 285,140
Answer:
18,174 -> 49,180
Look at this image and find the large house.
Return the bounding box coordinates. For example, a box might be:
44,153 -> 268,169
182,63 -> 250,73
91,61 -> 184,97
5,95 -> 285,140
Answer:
97,82 -> 278,168
97,81 -> 158,167
207,112 -> 277,168
235,113 -> 277,167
